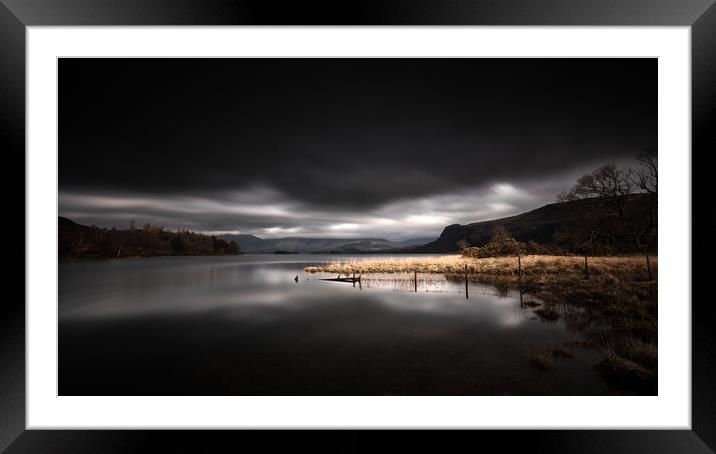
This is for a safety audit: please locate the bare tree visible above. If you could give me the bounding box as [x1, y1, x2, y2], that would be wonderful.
[557, 152, 657, 280]
[556, 163, 635, 278]
[629, 147, 657, 194]
[557, 163, 633, 219]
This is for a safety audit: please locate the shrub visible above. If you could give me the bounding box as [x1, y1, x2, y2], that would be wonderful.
[461, 226, 526, 258]
[462, 246, 489, 258]
[169, 235, 186, 254]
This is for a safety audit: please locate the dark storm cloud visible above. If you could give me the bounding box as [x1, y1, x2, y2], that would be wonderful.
[59, 58, 655, 238]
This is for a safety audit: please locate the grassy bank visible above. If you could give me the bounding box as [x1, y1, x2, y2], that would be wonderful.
[306, 254, 658, 393]
[305, 254, 654, 278]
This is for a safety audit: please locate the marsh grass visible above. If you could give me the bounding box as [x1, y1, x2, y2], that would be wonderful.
[564, 340, 596, 350]
[305, 256, 656, 336]
[532, 304, 561, 321]
[549, 347, 574, 359]
[305, 254, 658, 393]
[595, 348, 656, 393]
[528, 346, 574, 371]
[529, 351, 555, 370]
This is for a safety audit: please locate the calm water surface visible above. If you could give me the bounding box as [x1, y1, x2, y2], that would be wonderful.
[59, 254, 613, 395]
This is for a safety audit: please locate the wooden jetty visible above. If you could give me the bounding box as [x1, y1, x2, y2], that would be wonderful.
[319, 272, 362, 284]
[319, 276, 361, 284]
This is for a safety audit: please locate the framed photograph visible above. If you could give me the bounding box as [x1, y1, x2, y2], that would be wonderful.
[4, 0, 711, 452]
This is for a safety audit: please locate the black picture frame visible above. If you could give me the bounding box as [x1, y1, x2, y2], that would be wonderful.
[2, 1, 711, 452]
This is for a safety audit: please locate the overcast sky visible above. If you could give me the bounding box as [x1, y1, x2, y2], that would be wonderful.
[59, 58, 655, 240]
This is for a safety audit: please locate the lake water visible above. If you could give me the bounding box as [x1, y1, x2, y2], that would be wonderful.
[59, 254, 614, 395]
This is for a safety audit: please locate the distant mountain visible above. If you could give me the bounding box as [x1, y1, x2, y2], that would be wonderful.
[393, 237, 437, 248]
[412, 194, 654, 253]
[221, 234, 435, 254]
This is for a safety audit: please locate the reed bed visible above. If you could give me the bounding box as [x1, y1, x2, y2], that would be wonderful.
[305, 254, 656, 280]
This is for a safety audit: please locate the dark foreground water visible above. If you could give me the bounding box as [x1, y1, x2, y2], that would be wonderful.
[59, 255, 614, 395]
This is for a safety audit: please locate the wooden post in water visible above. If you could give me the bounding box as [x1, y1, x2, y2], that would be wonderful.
[584, 255, 590, 280]
[517, 255, 522, 282]
[353, 271, 356, 287]
[414, 271, 417, 292]
[464, 264, 469, 299]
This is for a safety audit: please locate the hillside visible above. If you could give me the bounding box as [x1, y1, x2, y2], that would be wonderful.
[412, 193, 654, 253]
[59, 217, 240, 259]
[221, 234, 434, 254]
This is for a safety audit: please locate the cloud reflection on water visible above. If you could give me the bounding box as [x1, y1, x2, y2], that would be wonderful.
[60, 256, 536, 331]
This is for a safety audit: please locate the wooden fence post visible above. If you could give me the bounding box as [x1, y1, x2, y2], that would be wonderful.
[584, 255, 590, 280]
[517, 255, 522, 282]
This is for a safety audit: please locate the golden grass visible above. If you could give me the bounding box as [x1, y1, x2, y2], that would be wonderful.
[305, 254, 657, 279]
[528, 345, 576, 371]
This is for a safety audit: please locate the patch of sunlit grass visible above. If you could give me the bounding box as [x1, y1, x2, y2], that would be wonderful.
[304, 254, 657, 280]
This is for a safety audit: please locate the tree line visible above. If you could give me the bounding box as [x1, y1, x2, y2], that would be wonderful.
[58, 217, 240, 259]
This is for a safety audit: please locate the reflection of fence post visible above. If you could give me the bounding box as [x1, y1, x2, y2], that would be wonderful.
[414, 271, 417, 292]
[353, 271, 356, 287]
[464, 264, 469, 299]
